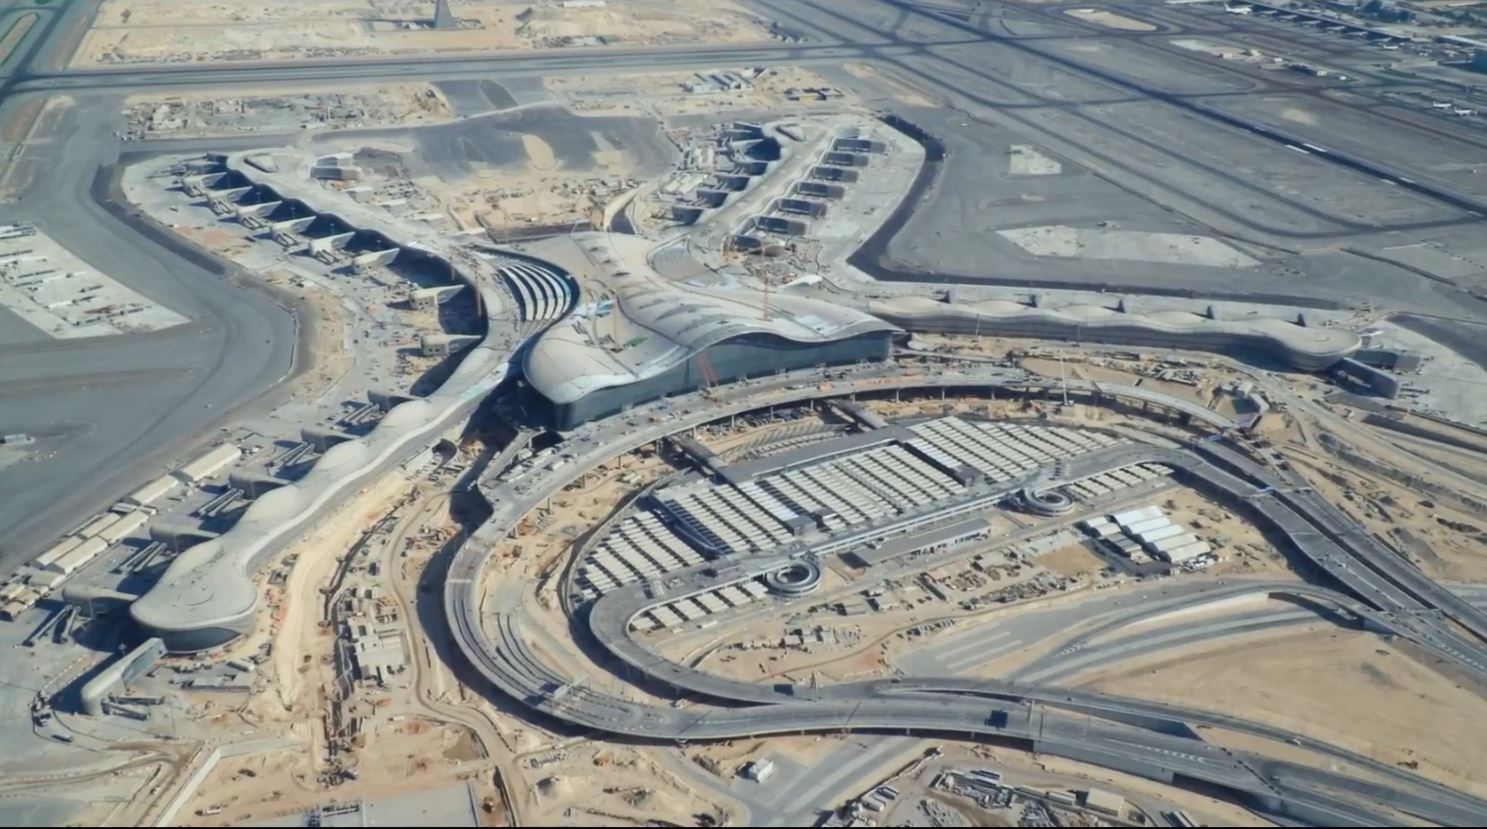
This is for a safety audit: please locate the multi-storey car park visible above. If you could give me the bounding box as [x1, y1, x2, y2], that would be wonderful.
[435, 370, 1487, 826]
[52, 109, 1400, 649]
[12, 4, 1487, 818]
[571, 415, 1143, 611]
[28, 121, 1449, 812]
[41, 114, 1457, 740]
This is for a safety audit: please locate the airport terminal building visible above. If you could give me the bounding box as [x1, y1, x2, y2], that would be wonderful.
[519, 235, 899, 430]
[527, 325, 896, 429]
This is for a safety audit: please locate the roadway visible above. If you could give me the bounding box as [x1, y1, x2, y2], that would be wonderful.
[7, 0, 1487, 563]
[1189, 440, 1487, 677]
[379, 487, 528, 825]
[11, 43, 885, 93]
[4, 1, 1486, 819]
[462, 585, 1403, 826]
[442, 366, 1487, 826]
[1014, 593, 1487, 688]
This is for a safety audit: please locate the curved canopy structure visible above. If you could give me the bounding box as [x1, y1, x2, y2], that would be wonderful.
[872, 295, 1359, 371]
[130, 151, 543, 652]
[521, 234, 898, 428]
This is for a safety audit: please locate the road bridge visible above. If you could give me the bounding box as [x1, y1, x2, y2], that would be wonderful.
[442, 368, 1487, 826]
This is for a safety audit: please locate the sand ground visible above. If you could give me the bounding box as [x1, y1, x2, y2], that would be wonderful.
[1081, 626, 1487, 798]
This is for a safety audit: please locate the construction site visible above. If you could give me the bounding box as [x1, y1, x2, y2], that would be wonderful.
[544, 64, 853, 118]
[121, 85, 457, 140]
[74, 0, 786, 66]
[303, 120, 657, 237]
[9, 0, 1487, 825]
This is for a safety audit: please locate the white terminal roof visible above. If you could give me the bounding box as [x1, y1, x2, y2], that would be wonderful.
[132, 398, 482, 638]
[1138, 524, 1188, 544]
[1123, 517, 1173, 536]
[521, 234, 897, 405]
[130, 150, 522, 646]
[1150, 532, 1200, 552]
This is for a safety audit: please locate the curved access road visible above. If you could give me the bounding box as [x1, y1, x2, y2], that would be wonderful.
[443, 366, 1487, 827]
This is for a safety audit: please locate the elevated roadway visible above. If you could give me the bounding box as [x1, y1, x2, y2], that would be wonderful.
[1189, 440, 1487, 675]
[444, 367, 1487, 826]
[586, 561, 1487, 824]
[453, 580, 1408, 826]
[1014, 593, 1487, 688]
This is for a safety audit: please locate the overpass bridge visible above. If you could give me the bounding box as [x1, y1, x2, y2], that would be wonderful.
[442, 367, 1487, 827]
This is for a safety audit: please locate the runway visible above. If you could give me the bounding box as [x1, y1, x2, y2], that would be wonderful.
[12, 0, 1487, 318]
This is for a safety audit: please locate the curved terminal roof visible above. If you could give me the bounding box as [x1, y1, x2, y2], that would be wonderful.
[130, 399, 485, 644]
[522, 234, 897, 405]
[130, 152, 539, 649]
[872, 295, 1359, 370]
[132, 130, 1365, 650]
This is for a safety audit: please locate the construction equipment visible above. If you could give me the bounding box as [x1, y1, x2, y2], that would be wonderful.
[695, 352, 719, 397]
[746, 261, 774, 322]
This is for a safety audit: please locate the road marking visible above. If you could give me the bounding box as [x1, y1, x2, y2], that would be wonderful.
[945, 637, 1025, 674]
[927, 628, 1010, 663]
[767, 736, 916, 818]
[1018, 610, 1312, 683]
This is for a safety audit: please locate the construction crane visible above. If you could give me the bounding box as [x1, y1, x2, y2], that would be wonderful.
[696, 351, 719, 397]
[747, 261, 774, 322]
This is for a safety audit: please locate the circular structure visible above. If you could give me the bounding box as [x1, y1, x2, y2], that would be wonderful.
[763, 560, 822, 595]
[1020, 486, 1074, 516]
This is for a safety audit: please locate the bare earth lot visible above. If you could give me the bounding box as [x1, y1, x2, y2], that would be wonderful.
[1082, 627, 1487, 798]
[76, 0, 779, 66]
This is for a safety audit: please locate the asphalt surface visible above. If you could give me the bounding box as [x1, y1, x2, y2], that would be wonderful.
[442, 367, 1487, 826]
[346, 105, 676, 182]
[0, 0, 308, 565]
[0, 92, 297, 567]
[7, 0, 1487, 821]
[433, 79, 518, 116]
[761, 0, 1487, 317]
